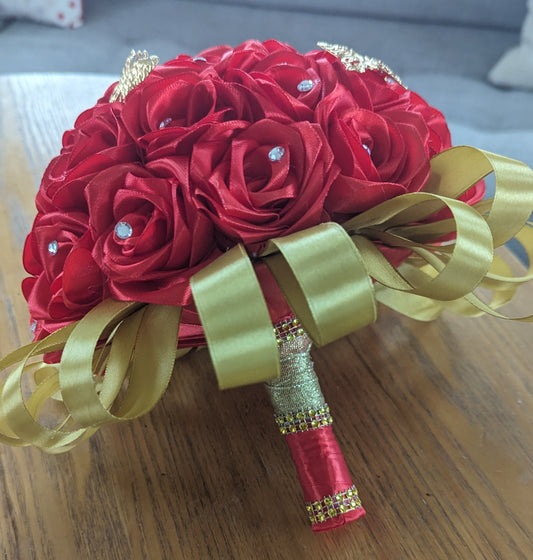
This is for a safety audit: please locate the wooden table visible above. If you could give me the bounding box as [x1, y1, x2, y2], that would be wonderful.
[0, 74, 532, 560]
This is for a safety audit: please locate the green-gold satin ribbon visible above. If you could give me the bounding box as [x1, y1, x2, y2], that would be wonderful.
[0, 301, 185, 452]
[1, 145, 533, 452]
[263, 222, 376, 346]
[190, 244, 279, 389]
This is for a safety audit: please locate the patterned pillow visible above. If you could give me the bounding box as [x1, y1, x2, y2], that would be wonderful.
[0, 0, 83, 29]
[489, 0, 533, 90]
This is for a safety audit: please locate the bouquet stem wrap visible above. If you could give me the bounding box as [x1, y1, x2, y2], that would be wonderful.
[265, 318, 364, 531]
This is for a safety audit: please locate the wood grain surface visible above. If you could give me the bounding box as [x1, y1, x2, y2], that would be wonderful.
[0, 74, 532, 560]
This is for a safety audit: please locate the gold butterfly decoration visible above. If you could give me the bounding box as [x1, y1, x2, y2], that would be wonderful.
[110, 50, 160, 102]
[317, 42, 403, 85]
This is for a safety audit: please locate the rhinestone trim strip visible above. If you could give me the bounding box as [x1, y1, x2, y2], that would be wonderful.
[274, 404, 332, 434]
[273, 317, 305, 345]
[305, 485, 363, 523]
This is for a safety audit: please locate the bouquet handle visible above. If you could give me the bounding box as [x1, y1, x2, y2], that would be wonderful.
[265, 318, 365, 531]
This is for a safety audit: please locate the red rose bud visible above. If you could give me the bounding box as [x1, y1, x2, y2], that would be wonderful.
[265, 318, 365, 531]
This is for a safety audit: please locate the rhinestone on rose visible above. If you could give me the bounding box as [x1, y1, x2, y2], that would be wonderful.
[268, 146, 285, 162]
[362, 143, 372, 156]
[159, 117, 172, 129]
[47, 240, 58, 255]
[193, 56, 207, 62]
[114, 221, 133, 240]
[297, 79, 315, 93]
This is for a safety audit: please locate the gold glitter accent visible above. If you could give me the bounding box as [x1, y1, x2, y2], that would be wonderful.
[305, 485, 363, 524]
[317, 42, 402, 85]
[110, 50, 160, 102]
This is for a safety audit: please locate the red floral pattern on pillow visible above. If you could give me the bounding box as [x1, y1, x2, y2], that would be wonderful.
[0, 0, 83, 29]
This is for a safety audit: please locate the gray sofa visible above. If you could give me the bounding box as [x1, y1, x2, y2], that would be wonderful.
[1, 0, 531, 165]
[1, 0, 532, 240]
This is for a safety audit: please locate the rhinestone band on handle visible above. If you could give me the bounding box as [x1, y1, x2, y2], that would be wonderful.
[306, 485, 363, 524]
[265, 317, 365, 531]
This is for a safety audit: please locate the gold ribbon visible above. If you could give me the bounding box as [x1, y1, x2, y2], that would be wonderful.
[262, 222, 376, 346]
[0, 300, 185, 452]
[190, 244, 279, 389]
[1, 146, 533, 451]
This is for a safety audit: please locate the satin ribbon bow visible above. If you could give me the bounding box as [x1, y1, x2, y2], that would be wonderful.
[0, 146, 532, 452]
[193, 146, 533, 389]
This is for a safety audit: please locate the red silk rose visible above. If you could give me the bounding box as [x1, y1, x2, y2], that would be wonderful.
[87, 163, 219, 306]
[22, 211, 105, 340]
[22, 40, 483, 341]
[36, 101, 137, 214]
[189, 118, 337, 252]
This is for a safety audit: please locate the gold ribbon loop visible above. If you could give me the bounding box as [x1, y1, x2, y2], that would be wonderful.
[59, 300, 144, 426]
[263, 223, 376, 346]
[1, 145, 533, 452]
[0, 300, 183, 452]
[190, 244, 279, 389]
[113, 305, 184, 419]
[60, 302, 181, 427]
[346, 194, 493, 301]
[366, 147, 533, 322]
[428, 147, 533, 246]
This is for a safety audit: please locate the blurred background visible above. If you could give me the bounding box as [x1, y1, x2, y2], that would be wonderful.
[1, 0, 532, 263]
[1, 0, 531, 164]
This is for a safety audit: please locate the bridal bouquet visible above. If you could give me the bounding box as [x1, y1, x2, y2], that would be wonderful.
[2, 40, 532, 532]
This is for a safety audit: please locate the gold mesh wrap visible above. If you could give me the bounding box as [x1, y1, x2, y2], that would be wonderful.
[266, 321, 325, 416]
